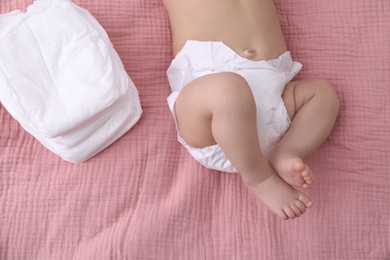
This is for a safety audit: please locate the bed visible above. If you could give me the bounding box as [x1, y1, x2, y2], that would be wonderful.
[1, 0, 389, 259]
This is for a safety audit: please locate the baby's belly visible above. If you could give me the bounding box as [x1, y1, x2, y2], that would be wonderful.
[169, 0, 288, 60]
[172, 17, 288, 61]
[173, 30, 288, 61]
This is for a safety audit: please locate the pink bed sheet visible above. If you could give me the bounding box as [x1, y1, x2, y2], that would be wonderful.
[1, 0, 389, 259]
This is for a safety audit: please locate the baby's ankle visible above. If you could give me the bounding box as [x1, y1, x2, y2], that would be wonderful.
[243, 170, 275, 190]
[270, 145, 303, 163]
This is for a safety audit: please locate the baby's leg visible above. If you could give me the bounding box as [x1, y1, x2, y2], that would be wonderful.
[175, 72, 312, 219]
[270, 79, 340, 188]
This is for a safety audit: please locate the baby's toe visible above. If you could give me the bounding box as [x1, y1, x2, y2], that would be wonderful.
[294, 200, 306, 213]
[301, 166, 311, 177]
[291, 205, 302, 217]
[298, 194, 313, 208]
[302, 167, 313, 185]
[283, 207, 297, 219]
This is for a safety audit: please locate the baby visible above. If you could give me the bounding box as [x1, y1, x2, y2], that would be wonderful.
[164, 0, 340, 220]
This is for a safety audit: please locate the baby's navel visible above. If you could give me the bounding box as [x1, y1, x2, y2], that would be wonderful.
[242, 48, 257, 59]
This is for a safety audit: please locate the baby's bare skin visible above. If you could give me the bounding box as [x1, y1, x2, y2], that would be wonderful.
[163, 0, 287, 60]
[164, 0, 339, 219]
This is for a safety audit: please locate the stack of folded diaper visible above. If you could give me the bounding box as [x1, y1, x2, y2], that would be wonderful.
[0, 0, 142, 162]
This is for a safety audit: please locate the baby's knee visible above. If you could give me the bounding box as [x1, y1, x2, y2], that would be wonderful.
[313, 79, 333, 92]
[314, 79, 340, 112]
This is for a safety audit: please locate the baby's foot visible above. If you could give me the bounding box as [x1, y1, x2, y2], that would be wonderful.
[269, 149, 313, 189]
[249, 173, 313, 220]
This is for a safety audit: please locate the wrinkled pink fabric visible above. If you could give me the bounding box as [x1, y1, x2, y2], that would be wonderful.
[0, 0, 389, 259]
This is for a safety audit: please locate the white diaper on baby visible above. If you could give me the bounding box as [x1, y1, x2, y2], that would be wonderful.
[167, 40, 302, 173]
[0, 0, 142, 162]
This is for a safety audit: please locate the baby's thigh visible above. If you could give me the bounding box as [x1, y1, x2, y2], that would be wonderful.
[175, 72, 251, 147]
[281, 81, 299, 120]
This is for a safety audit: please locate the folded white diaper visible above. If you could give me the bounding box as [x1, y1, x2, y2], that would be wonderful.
[0, 0, 142, 162]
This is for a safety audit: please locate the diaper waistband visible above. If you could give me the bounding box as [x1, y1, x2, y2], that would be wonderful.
[177, 40, 299, 73]
[167, 40, 302, 93]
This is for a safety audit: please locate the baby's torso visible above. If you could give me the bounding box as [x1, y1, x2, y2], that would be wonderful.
[163, 0, 288, 61]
